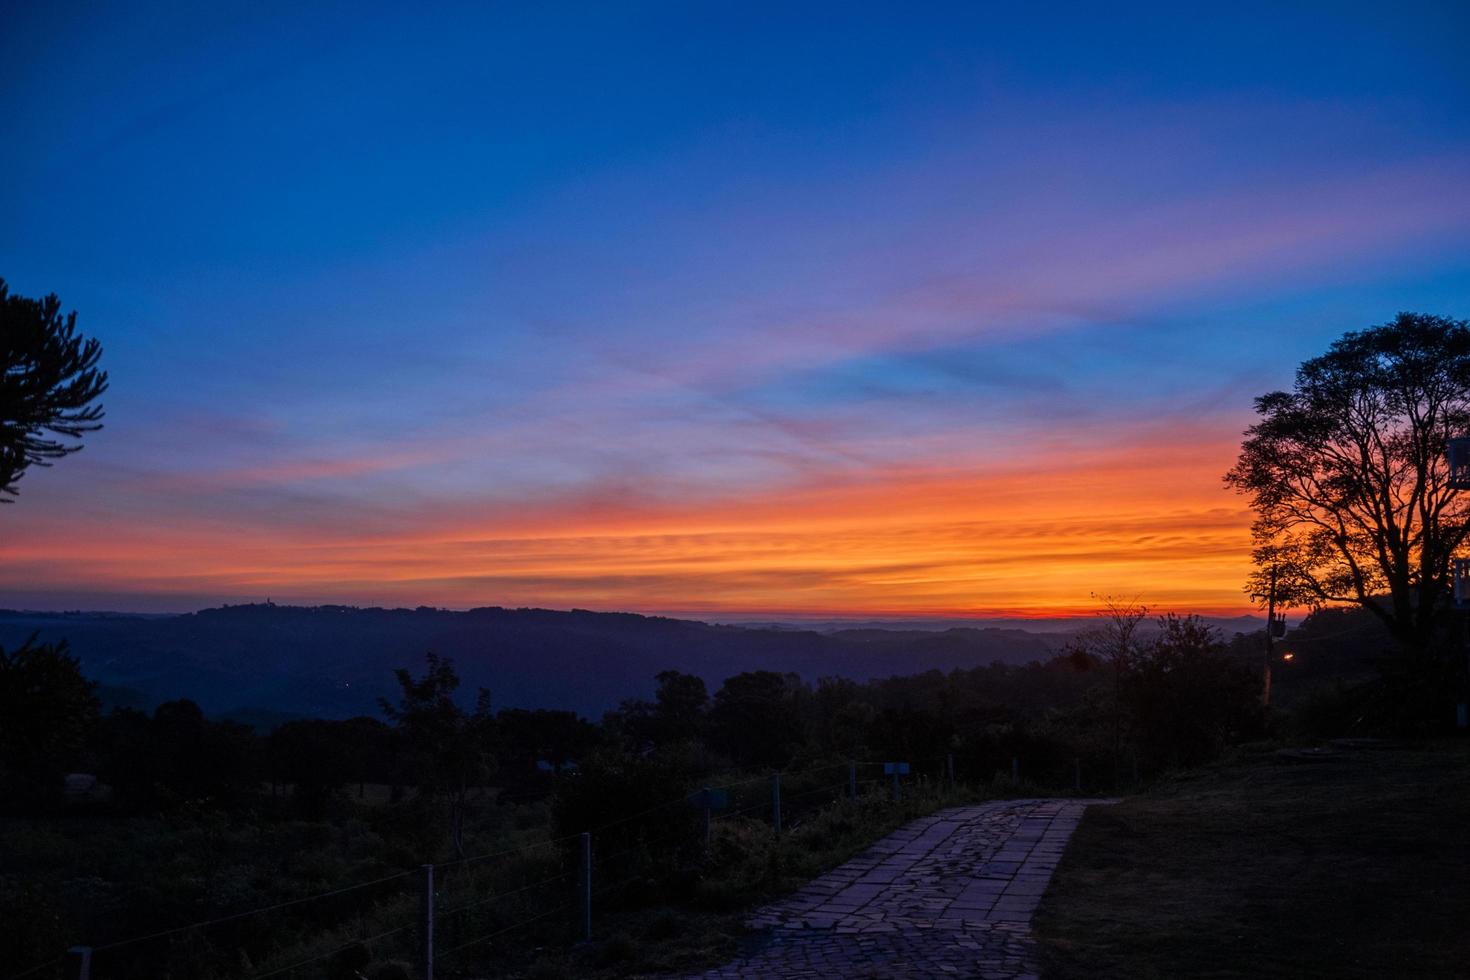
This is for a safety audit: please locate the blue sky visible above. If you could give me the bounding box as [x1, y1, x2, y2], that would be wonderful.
[1, 2, 1467, 614]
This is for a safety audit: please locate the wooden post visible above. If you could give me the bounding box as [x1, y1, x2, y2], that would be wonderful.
[579, 832, 592, 942]
[771, 773, 782, 833]
[890, 767, 901, 802]
[65, 946, 91, 980]
[1074, 757, 1082, 793]
[420, 864, 434, 980]
[1011, 757, 1019, 784]
[847, 760, 857, 800]
[946, 753, 955, 791]
[701, 789, 712, 847]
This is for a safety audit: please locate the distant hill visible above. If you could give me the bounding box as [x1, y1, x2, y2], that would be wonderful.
[0, 604, 1071, 721]
[729, 615, 1266, 635]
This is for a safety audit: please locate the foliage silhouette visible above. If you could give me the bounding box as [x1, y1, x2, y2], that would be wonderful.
[1226, 312, 1470, 651]
[706, 670, 804, 767]
[380, 652, 496, 857]
[0, 278, 108, 501]
[0, 636, 98, 809]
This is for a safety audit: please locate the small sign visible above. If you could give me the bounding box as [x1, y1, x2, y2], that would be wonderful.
[883, 762, 910, 775]
[688, 788, 729, 810]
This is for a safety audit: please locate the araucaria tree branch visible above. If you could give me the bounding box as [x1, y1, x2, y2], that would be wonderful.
[0, 278, 109, 501]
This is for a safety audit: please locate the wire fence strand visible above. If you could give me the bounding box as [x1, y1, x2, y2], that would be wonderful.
[439, 832, 582, 869]
[89, 867, 420, 953]
[248, 922, 416, 980]
[437, 870, 574, 917]
[6, 956, 62, 980]
[437, 901, 575, 958]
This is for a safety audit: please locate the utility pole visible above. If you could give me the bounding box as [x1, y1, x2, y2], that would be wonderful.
[1263, 566, 1277, 709]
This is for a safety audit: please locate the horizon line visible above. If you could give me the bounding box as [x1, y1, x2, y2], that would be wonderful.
[0, 599, 1271, 623]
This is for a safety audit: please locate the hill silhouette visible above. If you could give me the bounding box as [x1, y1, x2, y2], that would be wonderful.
[0, 604, 1072, 720]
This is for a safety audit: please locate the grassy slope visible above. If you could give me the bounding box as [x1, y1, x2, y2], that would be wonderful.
[1034, 740, 1470, 980]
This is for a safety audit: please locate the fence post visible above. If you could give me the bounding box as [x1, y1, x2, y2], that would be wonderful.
[890, 767, 901, 802]
[579, 832, 592, 942]
[771, 772, 782, 833]
[847, 760, 857, 800]
[946, 753, 955, 791]
[701, 788, 712, 847]
[420, 864, 434, 980]
[1074, 757, 1082, 793]
[1011, 757, 1019, 784]
[65, 946, 92, 980]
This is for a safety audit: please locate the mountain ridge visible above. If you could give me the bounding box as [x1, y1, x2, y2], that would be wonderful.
[0, 603, 1064, 719]
[0, 603, 1267, 721]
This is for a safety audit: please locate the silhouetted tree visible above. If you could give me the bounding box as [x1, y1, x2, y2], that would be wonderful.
[269, 719, 350, 817]
[0, 637, 98, 809]
[811, 676, 872, 752]
[1075, 596, 1148, 780]
[338, 715, 394, 797]
[0, 279, 108, 500]
[380, 653, 495, 857]
[93, 707, 159, 809]
[1226, 313, 1470, 651]
[150, 699, 256, 804]
[651, 669, 708, 742]
[603, 670, 709, 752]
[1124, 616, 1258, 769]
[496, 707, 600, 780]
[707, 671, 804, 766]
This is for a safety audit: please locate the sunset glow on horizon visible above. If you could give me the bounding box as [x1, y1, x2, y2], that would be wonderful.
[2, 4, 1467, 618]
[0, 423, 1255, 617]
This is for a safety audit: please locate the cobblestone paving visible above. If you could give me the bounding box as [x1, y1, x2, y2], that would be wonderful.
[684, 798, 1115, 979]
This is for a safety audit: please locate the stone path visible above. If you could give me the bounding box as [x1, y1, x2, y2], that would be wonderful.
[684, 798, 1114, 979]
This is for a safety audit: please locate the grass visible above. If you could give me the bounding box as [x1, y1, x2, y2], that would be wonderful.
[1034, 738, 1470, 980]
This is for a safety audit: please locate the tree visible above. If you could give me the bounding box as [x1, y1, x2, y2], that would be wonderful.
[496, 707, 600, 778]
[0, 279, 108, 500]
[707, 671, 805, 766]
[652, 669, 708, 742]
[380, 653, 495, 857]
[0, 637, 99, 809]
[1123, 616, 1258, 769]
[269, 719, 351, 817]
[1075, 596, 1148, 782]
[603, 670, 709, 753]
[1226, 313, 1470, 652]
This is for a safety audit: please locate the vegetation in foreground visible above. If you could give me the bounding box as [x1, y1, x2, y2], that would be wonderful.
[1035, 738, 1470, 980]
[478, 779, 995, 980]
[3, 607, 1261, 979]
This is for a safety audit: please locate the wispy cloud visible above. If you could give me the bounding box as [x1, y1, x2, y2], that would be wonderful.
[3, 7, 1465, 616]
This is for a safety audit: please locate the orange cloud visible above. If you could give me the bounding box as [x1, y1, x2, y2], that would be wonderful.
[0, 423, 1257, 617]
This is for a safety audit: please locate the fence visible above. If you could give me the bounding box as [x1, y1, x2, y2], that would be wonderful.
[13, 751, 1086, 980]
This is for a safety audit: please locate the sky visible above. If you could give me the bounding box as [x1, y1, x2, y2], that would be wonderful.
[1, 2, 1468, 618]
